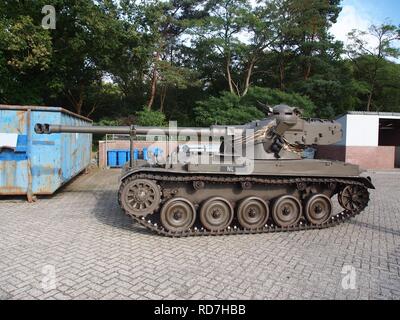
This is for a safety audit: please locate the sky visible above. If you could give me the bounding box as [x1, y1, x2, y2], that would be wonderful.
[330, 0, 400, 45]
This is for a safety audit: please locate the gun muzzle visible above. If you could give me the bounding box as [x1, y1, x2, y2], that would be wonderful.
[34, 123, 51, 134]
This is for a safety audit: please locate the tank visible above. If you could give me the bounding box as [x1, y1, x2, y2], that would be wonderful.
[34, 104, 374, 237]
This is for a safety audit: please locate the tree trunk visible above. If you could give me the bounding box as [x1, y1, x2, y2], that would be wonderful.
[304, 21, 316, 81]
[147, 51, 160, 110]
[366, 83, 375, 112]
[279, 60, 285, 90]
[76, 85, 84, 115]
[366, 58, 381, 112]
[242, 58, 256, 96]
[86, 103, 97, 118]
[159, 86, 167, 112]
[226, 54, 235, 94]
[66, 83, 84, 115]
[147, 67, 157, 110]
[75, 100, 83, 115]
[304, 61, 311, 81]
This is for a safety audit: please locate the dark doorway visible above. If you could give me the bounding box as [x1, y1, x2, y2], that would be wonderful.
[379, 118, 400, 168]
[379, 119, 400, 146]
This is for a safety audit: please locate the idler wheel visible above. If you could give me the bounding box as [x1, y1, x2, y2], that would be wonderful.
[272, 195, 302, 227]
[338, 185, 369, 212]
[121, 179, 161, 217]
[237, 197, 269, 230]
[200, 197, 233, 231]
[305, 194, 332, 225]
[160, 198, 196, 232]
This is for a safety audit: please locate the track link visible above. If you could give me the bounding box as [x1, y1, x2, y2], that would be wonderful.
[118, 173, 370, 237]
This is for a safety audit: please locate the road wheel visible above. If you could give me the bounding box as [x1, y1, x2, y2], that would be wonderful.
[305, 194, 332, 225]
[272, 195, 302, 227]
[200, 197, 233, 231]
[160, 198, 196, 232]
[237, 197, 269, 230]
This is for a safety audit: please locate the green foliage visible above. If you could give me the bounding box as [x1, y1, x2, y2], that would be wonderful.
[0, 1, 399, 124]
[92, 117, 121, 150]
[347, 23, 400, 111]
[0, 16, 52, 72]
[195, 91, 263, 126]
[95, 118, 121, 126]
[158, 61, 201, 90]
[241, 87, 316, 117]
[352, 56, 400, 112]
[195, 87, 317, 126]
[0, 11, 52, 104]
[136, 108, 167, 127]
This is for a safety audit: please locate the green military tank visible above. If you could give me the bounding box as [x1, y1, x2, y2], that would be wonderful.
[35, 104, 374, 237]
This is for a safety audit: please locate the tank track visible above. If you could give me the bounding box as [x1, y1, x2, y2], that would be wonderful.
[118, 173, 370, 237]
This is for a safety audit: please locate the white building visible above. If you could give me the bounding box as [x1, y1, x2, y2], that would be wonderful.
[317, 112, 400, 169]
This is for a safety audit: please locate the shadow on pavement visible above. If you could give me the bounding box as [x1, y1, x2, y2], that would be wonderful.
[349, 220, 400, 237]
[90, 189, 153, 236]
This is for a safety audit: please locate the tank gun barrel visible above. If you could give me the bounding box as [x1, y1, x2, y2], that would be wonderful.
[35, 123, 131, 135]
[34, 123, 228, 136]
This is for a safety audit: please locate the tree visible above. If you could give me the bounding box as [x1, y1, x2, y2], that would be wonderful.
[0, 3, 52, 104]
[239, 0, 280, 95]
[157, 61, 201, 112]
[291, 0, 341, 81]
[46, 0, 123, 115]
[351, 56, 400, 112]
[249, 0, 341, 90]
[133, 0, 206, 110]
[347, 23, 400, 111]
[257, 0, 295, 90]
[195, 0, 252, 96]
[95, 0, 153, 114]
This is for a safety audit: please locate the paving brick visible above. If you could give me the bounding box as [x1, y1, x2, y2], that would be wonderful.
[0, 169, 399, 300]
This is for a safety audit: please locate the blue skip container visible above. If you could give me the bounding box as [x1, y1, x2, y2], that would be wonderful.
[0, 105, 92, 200]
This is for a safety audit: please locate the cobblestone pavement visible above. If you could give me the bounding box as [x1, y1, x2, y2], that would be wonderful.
[0, 169, 399, 300]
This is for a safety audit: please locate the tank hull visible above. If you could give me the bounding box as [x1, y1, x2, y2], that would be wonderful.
[121, 159, 374, 187]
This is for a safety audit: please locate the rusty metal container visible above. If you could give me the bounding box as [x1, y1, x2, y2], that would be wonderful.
[0, 105, 92, 201]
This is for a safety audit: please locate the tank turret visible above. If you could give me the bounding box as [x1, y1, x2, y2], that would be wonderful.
[217, 104, 342, 160]
[35, 104, 341, 162]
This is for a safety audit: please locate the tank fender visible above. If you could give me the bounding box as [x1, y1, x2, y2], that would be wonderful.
[120, 168, 143, 182]
[359, 176, 375, 189]
[118, 167, 376, 189]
